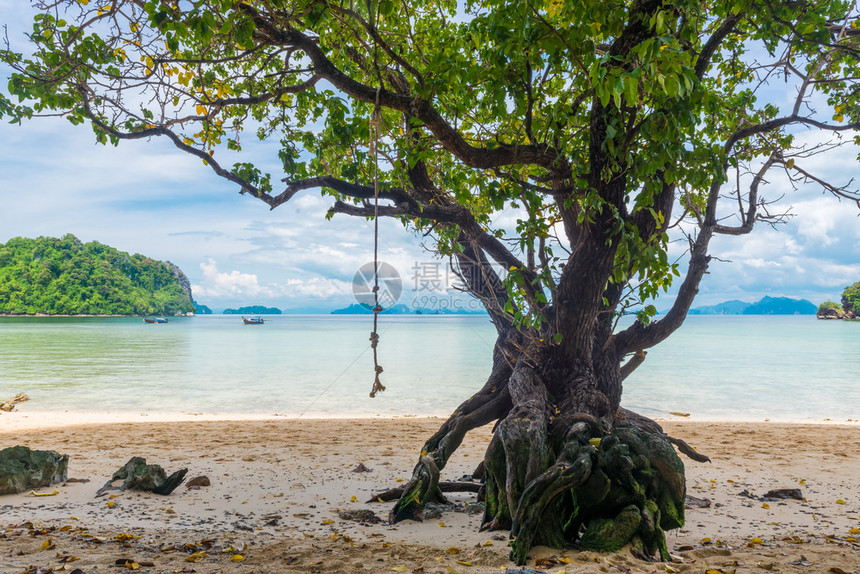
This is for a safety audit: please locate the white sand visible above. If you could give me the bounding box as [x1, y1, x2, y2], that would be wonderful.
[1, 412, 858, 573]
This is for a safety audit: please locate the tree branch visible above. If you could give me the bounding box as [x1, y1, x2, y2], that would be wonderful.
[242, 6, 570, 174]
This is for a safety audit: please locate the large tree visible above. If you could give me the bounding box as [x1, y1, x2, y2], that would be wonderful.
[3, 0, 859, 563]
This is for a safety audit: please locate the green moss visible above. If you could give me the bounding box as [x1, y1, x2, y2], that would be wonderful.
[657, 487, 684, 530]
[0, 446, 68, 495]
[578, 504, 642, 552]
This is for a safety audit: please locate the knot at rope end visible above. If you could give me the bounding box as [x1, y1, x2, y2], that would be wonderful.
[369, 374, 386, 398]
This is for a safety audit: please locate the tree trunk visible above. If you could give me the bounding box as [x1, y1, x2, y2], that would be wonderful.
[390, 340, 691, 565]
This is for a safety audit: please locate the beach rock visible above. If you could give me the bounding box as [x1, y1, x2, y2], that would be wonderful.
[764, 488, 803, 500]
[0, 393, 30, 412]
[99, 457, 187, 496]
[352, 463, 372, 473]
[186, 475, 211, 489]
[338, 509, 382, 523]
[0, 446, 69, 495]
[685, 495, 712, 508]
[817, 307, 844, 319]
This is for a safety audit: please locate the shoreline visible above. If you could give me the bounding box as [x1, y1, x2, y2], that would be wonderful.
[0, 314, 191, 318]
[2, 408, 858, 432]
[0, 416, 857, 573]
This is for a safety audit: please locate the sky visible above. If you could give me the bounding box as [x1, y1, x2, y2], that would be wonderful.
[1, 2, 859, 313]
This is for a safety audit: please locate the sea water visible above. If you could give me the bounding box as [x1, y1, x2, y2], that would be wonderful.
[0, 314, 856, 421]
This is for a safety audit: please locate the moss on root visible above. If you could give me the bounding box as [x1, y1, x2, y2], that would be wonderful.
[484, 423, 687, 565]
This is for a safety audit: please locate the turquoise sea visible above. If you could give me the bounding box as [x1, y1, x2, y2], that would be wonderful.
[0, 314, 856, 421]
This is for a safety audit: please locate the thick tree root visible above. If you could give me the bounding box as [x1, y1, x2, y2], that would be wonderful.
[495, 423, 685, 564]
[389, 361, 702, 565]
[391, 455, 442, 522]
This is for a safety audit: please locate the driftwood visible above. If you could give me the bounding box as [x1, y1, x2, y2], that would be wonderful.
[0, 393, 30, 412]
[368, 481, 481, 503]
[96, 457, 187, 497]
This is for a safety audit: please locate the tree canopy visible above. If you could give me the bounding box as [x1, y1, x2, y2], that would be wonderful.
[0, 234, 194, 315]
[3, 0, 860, 563]
[2, 0, 858, 338]
[842, 280, 860, 313]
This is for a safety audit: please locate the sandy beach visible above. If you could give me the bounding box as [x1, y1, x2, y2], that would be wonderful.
[1, 412, 858, 573]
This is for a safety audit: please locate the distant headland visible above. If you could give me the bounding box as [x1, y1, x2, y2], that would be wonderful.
[0, 234, 194, 316]
[817, 281, 860, 320]
[331, 303, 485, 315]
[223, 305, 282, 315]
[686, 296, 816, 315]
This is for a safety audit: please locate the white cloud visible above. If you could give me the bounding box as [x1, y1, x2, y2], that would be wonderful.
[192, 259, 275, 299]
[191, 259, 352, 302]
[284, 277, 352, 298]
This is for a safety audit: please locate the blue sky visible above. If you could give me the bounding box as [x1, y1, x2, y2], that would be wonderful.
[1, 2, 859, 312]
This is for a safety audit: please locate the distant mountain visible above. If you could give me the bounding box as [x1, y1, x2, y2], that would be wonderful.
[687, 299, 750, 315]
[0, 234, 194, 316]
[743, 296, 816, 315]
[687, 296, 816, 315]
[193, 301, 212, 314]
[413, 307, 487, 315]
[281, 305, 337, 314]
[331, 303, 412, 314]
[331, 303, 486, 315]
[223, 305, 282, 315]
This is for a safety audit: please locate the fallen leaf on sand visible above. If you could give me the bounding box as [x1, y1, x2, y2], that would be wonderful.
[185, 551, 206, 562]
[115, 533, 141, 541]
[229, 555, 244, 562]
[29, 489, 60, 497]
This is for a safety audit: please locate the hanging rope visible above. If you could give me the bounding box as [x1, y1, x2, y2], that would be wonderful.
[369, 86, 385, 398]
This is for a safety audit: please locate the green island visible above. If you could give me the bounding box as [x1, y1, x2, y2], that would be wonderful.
[0, 235, 194, 316]
[222, 305, 281, 315]
[817, 282, 860, 320]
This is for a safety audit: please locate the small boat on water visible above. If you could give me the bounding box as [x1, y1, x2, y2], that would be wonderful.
[143, 316, 169, 324]
[242, 316, 264, 325]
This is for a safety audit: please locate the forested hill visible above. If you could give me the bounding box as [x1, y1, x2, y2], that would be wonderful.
[0, 235, 194, 316]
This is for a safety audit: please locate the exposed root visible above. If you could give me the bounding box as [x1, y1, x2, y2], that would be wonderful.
[616, 407, 711, 463]
[667, 435, 711, 463]
[388, 370, 511, 524]
[389, 365, 707, 566]
[494, 419, 687, 565]
[390, 455, 441, 522]
[368, 481, 480, 504]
